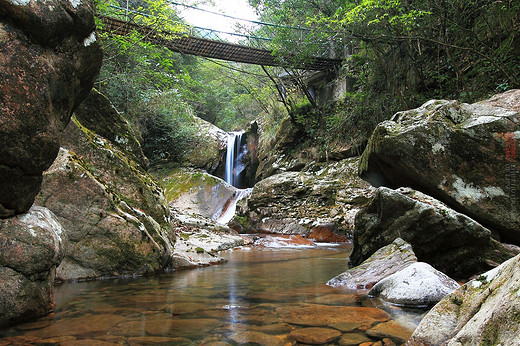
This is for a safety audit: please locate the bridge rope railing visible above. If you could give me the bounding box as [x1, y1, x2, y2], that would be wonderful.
[98, 6, 343, 70]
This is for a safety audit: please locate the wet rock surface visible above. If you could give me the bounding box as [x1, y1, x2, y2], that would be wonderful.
[351, 187, 516, 279]
[359, 91, 520, 242]
[0, 206, 63, 327]
[368, 262, 460, 307]
[408, 253, 520, 345]
[0, 0, 102, 217]
[328, 238, 417, 289]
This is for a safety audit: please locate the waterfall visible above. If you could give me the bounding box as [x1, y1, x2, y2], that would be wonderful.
[225, 131, 247, 188]
[214, 188, 252, 224]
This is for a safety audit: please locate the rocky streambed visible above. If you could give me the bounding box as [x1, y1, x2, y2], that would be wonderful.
[0, 240, 422, 346]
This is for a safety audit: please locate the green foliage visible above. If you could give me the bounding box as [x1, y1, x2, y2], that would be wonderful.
[251, 0, 519, 150]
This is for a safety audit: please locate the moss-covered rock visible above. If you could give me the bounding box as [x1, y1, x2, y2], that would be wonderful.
[408, 254, 520, 345]
[359, 91, 520, 243]
[183, 116, 227, 173]
[36, 115, 175, 281]
[153, 166, 236, 221]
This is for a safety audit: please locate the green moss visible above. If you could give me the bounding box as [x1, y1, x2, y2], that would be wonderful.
[180, 232, 190, 240]
[195, 247, 205, 253]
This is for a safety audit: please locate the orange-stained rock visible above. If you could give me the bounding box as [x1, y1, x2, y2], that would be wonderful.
[277, 304, 391, 330]
[309, 225, 347, 242]
[144, 318, 221, 338]
[289, 327, 341, 344]
[229, 330, 285, 346]
[338, 333, 373, 346]
[366, 320, 415, 344]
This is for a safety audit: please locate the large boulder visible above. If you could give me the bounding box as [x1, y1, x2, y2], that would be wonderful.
[184, 116, 227, 174]
[359, 91, 520, 242]
[0, 206, 63, 327]
[35, 114, 175, 281]
[408, 254, 520, 345]
[368, 262, 460, 308]
[153, 166, 237, 221]
[0, 0, 103, 217]
[351, 187, 516, 279]
[327, 238, 417, 289]
[239, 157, 374, 239]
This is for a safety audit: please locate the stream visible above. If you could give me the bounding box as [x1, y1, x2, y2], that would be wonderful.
[0, 242, 425, 345]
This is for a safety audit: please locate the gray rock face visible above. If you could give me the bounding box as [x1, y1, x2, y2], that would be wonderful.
[186, 116, 227, 173]
[408, 254, 520, 345]
[0, 206, 63, 327]
[359, 91, 520, 242]
[0, 0, 102, 217]
[327, 238, 417, 289]
[369, 262, 460, 308]
[351, 187, 516, 279]
[240, 157, 374, 240]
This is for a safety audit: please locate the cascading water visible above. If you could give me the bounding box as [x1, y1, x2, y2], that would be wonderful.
[225, 131, 247, 188]
[214, 131, 252, 224]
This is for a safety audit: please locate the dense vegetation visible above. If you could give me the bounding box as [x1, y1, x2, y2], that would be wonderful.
[251, 0, 520, 147]
[95, 0, 519, 165]
[94, 0, 280, 165]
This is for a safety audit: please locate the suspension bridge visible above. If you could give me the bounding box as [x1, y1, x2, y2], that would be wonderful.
[98, 4, 343, 71]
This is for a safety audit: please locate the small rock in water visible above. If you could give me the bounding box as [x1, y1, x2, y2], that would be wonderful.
[368, 262, 460, 307]
[366, 320, 416, 344]
[337, 333, 372, 346]
[289, 327, 342, 344]
[228, 330, 285, 346]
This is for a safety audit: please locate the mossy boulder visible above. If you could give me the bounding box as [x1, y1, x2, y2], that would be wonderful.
[153, 166, 236, 221]
[35, 115, 175, 281]
[359, 90, 520, 243]
[408, 254, 520, 345]
[74, 89, 149, 168]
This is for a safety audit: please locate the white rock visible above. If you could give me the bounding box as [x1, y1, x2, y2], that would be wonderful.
[369, 262, 460, 307]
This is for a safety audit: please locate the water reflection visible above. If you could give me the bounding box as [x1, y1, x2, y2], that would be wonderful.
[0, 244, 424, 345]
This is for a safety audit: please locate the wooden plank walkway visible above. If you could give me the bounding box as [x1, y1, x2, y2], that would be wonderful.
[98, 16, 342, 71]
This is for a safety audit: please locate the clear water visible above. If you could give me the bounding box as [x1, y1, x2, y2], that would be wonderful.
[0, 245, 425, 345]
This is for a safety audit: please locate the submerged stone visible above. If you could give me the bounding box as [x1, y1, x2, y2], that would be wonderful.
[277, 304, 391, 330]
[289, 327, 342, 344]
[366, 320, 416, 344]
[228, 330, 285, 346]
